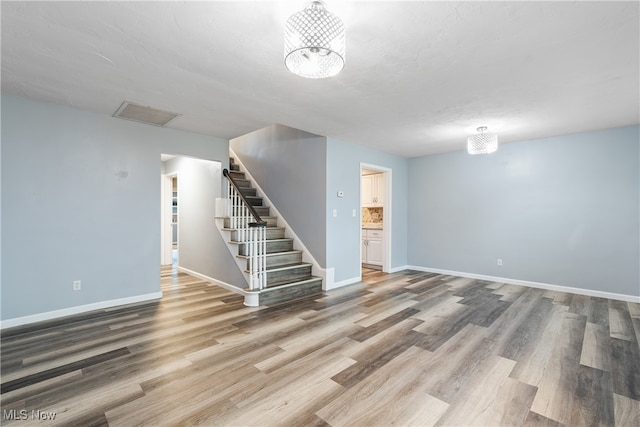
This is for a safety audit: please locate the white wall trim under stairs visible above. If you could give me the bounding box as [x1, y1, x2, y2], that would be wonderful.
[176, 266, 258, 306]
[405, 265, 640, 304]
[229, 148, 332, 290]
[0, 292, 163, 330]
[327, 274, 361, 290]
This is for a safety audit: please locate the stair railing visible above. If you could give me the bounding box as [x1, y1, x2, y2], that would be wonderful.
[223, 168, 267, 290]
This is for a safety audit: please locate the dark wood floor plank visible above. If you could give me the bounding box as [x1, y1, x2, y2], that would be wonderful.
[331, 320, 423, 388]
[0, 370, 83, 406]
[580, 322, 612, 371]
[633, 316, 640, 347]
[610, 337, 640, 400]
[588, 297, 611, 327]
[347, 307, 420, 342]
[609, 303, 637, 342]
[542, 289, 573, 306]
[508, 302, 568, 381]
[570, 365, 615, 427]
[569, 294, 592, 316]
[410, 304, 475, 352]
[0, 348, 130, 394]
[412, 323, 491, 399]
[499, 293, 555, 362]
[468, 297, 512, 327]
[405, 281, 455, 304]
[430, 336, 508, 403]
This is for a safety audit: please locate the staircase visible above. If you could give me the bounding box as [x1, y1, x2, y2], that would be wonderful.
[219, 157, 323, 306]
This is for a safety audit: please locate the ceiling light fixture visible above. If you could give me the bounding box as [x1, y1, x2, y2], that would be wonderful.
[467, 126, 498, 155]
[284, 1, 345, 79]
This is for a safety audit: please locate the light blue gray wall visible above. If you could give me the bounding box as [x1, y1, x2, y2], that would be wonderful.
[164, 157, 245, 287]
[408, 126, 640, 296]
[1, 95, 231, 321]
[327, 138, 409, 283]
[230, 124, 327, 265]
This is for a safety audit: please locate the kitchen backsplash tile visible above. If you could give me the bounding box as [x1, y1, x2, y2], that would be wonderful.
[362, 207, 383, 224]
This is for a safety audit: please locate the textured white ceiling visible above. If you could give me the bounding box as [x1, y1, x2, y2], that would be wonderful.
[2, 1, 638, 157]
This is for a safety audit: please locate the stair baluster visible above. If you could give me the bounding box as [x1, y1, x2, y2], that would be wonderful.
[224, 169, 267, 290]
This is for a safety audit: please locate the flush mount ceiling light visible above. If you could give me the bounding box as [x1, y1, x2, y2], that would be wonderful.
[284, 1, 345, 79]
[467, 126, 498, 155]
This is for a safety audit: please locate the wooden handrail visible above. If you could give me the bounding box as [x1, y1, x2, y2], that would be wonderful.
[223, 168, 267, 227]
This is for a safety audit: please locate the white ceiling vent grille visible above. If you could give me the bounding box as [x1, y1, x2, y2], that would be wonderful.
[113, 101, 181, 127]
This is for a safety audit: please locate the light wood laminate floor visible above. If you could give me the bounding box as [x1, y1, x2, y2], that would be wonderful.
[1, 266, 639, 426]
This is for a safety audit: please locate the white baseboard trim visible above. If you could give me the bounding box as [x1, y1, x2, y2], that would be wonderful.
[177, 266, 249, 297]
[323, 268, 335, 291]
[0, 292, 163, 330]
[326, 275, 362, 291]
[406, 265, 640, 303]
[389, 265, 410, 273]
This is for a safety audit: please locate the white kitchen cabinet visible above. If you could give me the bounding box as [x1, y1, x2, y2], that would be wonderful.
[367, 238, 383, 265]
[361, 175, 373, 206]
[362, 228, 383, 266]
[373, 174, 384, 205]
[361, 174, 384, 207]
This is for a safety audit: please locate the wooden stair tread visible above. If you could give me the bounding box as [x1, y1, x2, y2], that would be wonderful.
[236, 250, 302, 260]
[242, 262, 311, 273]
[265, 262, 311, 272]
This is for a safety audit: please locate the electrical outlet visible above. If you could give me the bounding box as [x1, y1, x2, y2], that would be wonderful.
[73, 280, 81, 291]
[333, 209, 337, 217]
[497, 258, 503, 267]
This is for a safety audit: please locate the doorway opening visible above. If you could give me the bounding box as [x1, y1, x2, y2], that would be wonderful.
[360, 163, 392, 275]
[171, 176, 178, 266]
[161, 170, 178, 268]
[160, 155, 225, 280]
